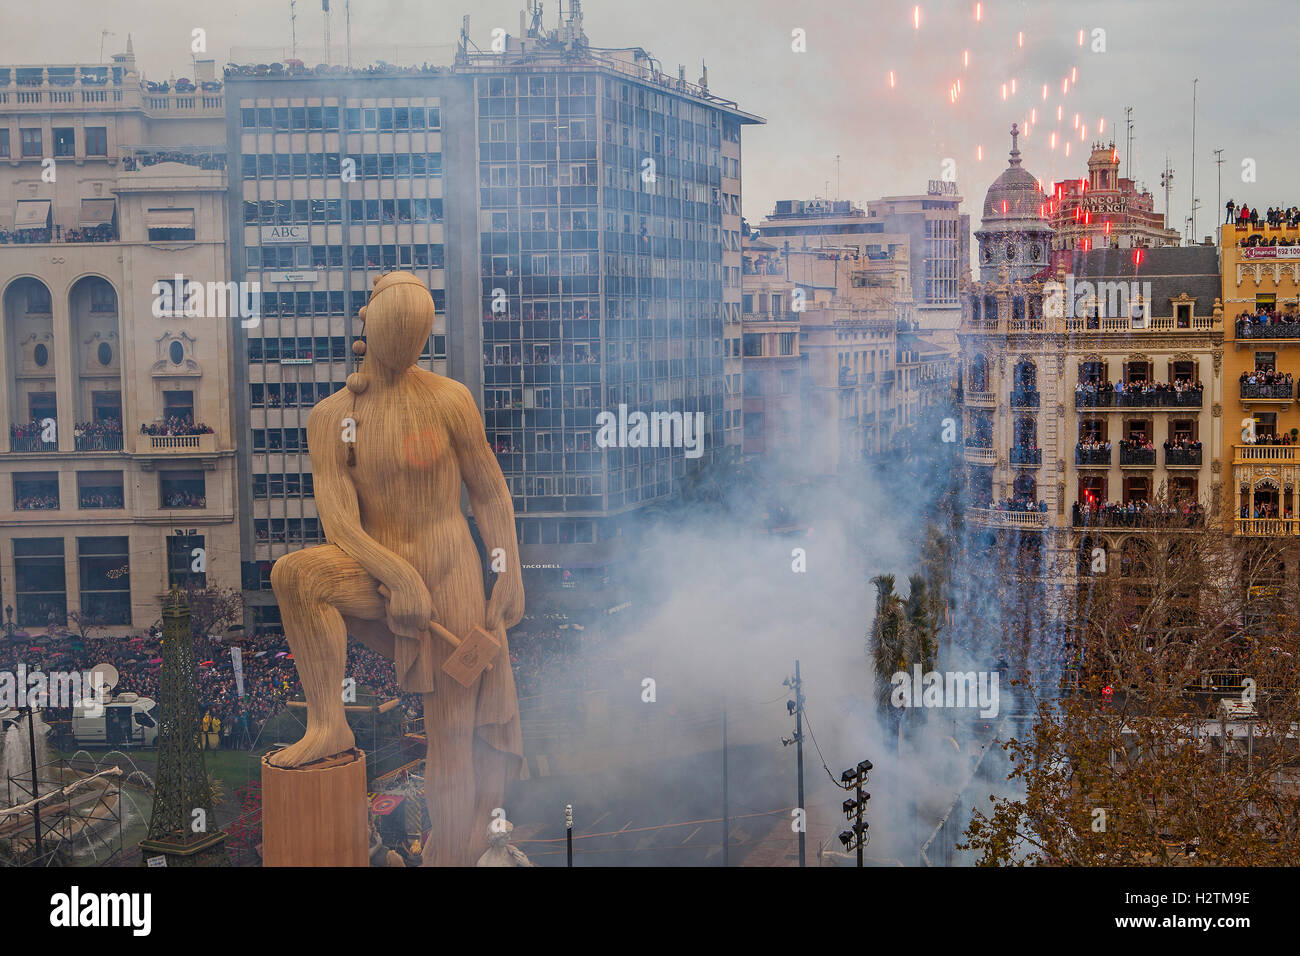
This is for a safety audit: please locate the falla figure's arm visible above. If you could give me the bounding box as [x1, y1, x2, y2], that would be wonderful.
[444, 378, 525, 630]
[307, 400, 431, 637]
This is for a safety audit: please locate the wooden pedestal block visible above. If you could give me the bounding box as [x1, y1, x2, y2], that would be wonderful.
[261, 749, 369, 867]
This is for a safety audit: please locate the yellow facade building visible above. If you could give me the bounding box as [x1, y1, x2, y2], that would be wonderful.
[1221, 220, 1300, 536]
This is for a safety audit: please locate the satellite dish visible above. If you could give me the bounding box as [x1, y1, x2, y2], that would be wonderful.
[89, 663, 119, 697]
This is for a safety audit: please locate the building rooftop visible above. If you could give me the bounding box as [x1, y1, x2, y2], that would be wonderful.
[1058, 246, 1222, 316]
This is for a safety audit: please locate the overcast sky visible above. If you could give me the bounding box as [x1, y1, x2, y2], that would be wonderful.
[3, 0, 1291, 241]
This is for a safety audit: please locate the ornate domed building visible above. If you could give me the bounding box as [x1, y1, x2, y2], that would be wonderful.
[975, 124, 1052, 281]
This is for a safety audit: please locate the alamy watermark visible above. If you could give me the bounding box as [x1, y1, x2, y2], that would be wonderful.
[594, 404, 705, 459]
[1043, 274, 1152, 320]
[151, 274, 262, 327]
[890, 665, 1000, 717]
[0, 665, 107, 714]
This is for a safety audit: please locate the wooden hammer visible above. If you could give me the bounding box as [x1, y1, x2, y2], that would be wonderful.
[376, 585, 500, 688]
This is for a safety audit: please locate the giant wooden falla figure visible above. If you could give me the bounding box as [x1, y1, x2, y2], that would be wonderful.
[268, 271, 524, 866]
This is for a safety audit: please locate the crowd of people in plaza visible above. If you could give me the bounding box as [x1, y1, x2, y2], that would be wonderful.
[0, 603, 616, 748]
[141, 418, 214, 436]
[1226, 201, 1300, 229]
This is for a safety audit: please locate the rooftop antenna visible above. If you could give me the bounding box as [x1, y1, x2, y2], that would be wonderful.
[99, 30, 116, 63]
[345, 0, 352, 68]
[1124, 106, 1133, 181]
[322, 0, 332, 65]
[1189, 78, 1198, 243]
[836, 154, 841, 201]
[290, 1, 298, 59]
[1160, 156, 1175, 231]
[1214, 148, 1224, 246]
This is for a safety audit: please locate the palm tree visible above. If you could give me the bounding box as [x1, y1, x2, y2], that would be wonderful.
[903, 574, 937, 674]
[869, 574, 906, 714]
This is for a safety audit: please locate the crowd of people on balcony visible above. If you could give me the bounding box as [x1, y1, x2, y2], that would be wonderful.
[1241, 430, 1298, 446]
[73, 419, 123, 448]
[1240, 367, 1294, 397]
[1119, 436, 1156, 452]
[1240, 502, 1291, 520]
[14, 492, 58, 510]
[991, 496, 1048, 513]
[122, 151, 226, 171]
[0, 224, 115, 245]
[141, 418, 214, 436]
[163, 490, 206, 508]
[1163, 437, 1203, 452]
[1074, 499, 1205, 526]
[9, 421, 55, 445]
[1226, 201, 1300, 231]
[1076, 439, 1113, 453]
[1235, 308, 1300, 336]
[1074, 379, 1203, 405]
[79, 490, 124, 508]
[493, 438, 517, 454]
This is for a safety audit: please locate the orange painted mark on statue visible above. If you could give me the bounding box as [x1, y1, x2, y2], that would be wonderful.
[404, 428, 439, 467]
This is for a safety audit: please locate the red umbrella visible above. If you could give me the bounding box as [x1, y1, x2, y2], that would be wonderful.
[148, 657, 163, 664]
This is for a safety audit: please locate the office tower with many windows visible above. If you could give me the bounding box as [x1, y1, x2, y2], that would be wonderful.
[226, 6, 761, 620]
[223, 67, 466, 630]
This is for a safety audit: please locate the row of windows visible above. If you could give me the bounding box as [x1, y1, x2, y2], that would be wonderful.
[241, 151, 442, 179]
[239, 105, 441, 132]
[253, 473, 315, 497]
[0, 126, 107, 159]
[249, 289, 445, 318]
[248, 243, 445, 270]
[247, 337, 437, 364]
[242, 198, 444, 225]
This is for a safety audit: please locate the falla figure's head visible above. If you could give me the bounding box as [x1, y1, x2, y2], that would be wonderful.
[348, 272, 435, 393]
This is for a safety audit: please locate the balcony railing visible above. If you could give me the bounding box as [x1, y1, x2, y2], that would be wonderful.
[1236, 320, 1300, 340]
[1119, 446, 1156, 467]
[74, 430, 124, 452]
[1075, 388, 1203, 409]
[1075, 446, 1112, 466]
[964, 446, 996, 465]
[1010, 446, 1042, 465]
[8, 435, 57, 453]
[1164, 446, 1203, 467]
[1240, 382, 1294, 400]
[1009, 390, 1040, 407]
[1235, 443, 1300, 462]
[1235, 517, 1300, 537]
[1073, 504, 1205, 528]
[965, 388, 994, 406]
[968, 507, 1048, 529]
[136, 433, 218, 454]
